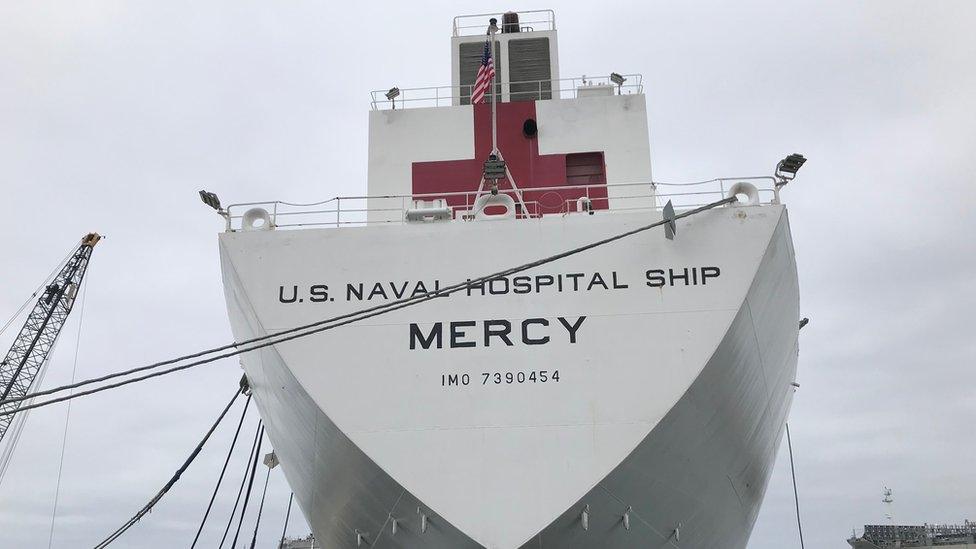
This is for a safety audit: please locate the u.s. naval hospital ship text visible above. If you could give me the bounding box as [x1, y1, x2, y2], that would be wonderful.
[216, 9, 803, 548]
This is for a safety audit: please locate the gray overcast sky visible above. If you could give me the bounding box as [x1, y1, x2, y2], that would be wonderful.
[1, 1, 974, 547]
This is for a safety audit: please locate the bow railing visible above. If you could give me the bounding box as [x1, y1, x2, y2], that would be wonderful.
[222, 177, 777, 231]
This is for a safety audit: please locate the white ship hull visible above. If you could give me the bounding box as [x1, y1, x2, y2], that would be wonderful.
[218, 202, 800, 548]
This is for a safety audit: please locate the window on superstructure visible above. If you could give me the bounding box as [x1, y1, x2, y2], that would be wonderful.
[566, 153, 606, 186]
[509, 38, 552, 102]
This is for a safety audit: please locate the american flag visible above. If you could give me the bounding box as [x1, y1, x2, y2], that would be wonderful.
[470, 39, 495, 104]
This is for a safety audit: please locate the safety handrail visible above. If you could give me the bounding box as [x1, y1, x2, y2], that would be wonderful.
[223, 177, 778, 231]
[370, 74, 643, 110]
[452, 10, 556, 36]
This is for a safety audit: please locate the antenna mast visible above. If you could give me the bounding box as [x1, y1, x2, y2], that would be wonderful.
[882, 486, 894, 524]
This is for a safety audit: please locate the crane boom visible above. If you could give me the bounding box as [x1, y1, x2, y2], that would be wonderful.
[0, 233, 100, 443]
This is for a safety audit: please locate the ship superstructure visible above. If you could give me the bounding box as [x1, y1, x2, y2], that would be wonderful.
[217, 10, 802, 548]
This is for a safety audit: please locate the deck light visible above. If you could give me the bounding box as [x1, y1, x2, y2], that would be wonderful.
[488, 17, 499, 35]
[199, 190, 222, 211]
[610, 72, 626, 93]
[775, 153, 807, 181]
[386, 86, 400, 109]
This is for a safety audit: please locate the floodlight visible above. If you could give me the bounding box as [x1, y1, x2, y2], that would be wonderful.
[610, 72, 627, 87]
[199, 190, 222, 211]
[386, 86, 400, 110]
[775, 153, 807, 181]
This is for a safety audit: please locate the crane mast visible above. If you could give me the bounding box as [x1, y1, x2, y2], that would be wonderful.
[0, 233, 101, 443]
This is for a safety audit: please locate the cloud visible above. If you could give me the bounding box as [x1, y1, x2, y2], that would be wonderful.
[1, 1, 973, 548]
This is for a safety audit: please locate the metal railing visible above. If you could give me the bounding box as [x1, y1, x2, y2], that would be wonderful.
[452, 10, 555, 36]
[222, 177, 777, 232]
[370, 74, 643, 110]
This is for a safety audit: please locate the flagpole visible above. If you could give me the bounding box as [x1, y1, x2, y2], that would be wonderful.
[489, 19, 498, 155]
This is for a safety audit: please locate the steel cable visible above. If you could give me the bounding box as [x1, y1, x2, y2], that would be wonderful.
[0, 197, 736, 417]
[190, 390, 252, 548]
[278, 493, 294, 549]
[0, 245, 75, 338]
[248, 457, 273, 549]
[219, 420, 263, 549]
[230, 423, 265, 549]
[93, 385, 244, 548]
[787, 423, 806, 549]
[48, 276, 89, 548]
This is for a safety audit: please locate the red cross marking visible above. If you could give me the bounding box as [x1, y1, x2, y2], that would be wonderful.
[412, 101, 608, 216]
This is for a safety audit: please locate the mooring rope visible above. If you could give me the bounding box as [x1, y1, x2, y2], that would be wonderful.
[229, 423, 265, 549]
[219, 420, 263, 549]
[247, 454, 274, 549]
[93, 385, 244, 548]
[190, 391, 252, 548]
[278, 492, 294, 549]
[787, 423, 806, 549]
[0, 246, 75, 338]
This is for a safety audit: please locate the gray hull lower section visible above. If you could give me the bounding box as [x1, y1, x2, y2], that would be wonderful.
[221, 210, 799, 549]
[223, 250, 483, 549]
[520, 212, 799, 548]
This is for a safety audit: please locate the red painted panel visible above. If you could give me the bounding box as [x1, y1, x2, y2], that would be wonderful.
[412, 102, 607, 216]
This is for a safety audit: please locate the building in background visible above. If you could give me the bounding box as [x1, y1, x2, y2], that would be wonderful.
[280, 534, 317, 549]
[848, 522, 976, 548]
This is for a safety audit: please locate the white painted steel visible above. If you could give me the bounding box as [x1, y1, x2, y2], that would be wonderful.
[221, 260, 482, 548]
[366, 105, 474, 221]
[242, 207, 274, 231]
[219, 204, 797, 548]
[535, 94, 654, 206]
